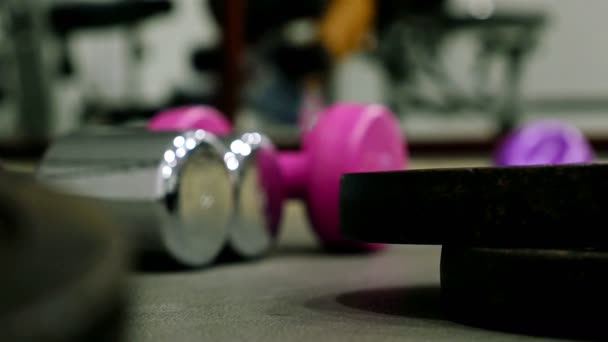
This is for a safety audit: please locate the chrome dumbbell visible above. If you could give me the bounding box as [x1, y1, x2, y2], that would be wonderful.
[149, 107, 283, 259]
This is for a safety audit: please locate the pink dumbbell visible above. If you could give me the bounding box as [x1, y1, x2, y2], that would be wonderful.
[148, 106, 233, 135]
[149, 102, 408, 252]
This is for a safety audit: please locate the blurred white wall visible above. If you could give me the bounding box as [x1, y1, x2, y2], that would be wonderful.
[70, 0, 219, 106]
[500, 0, 608, 98]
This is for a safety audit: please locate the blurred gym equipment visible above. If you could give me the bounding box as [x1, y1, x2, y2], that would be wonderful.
[372, 0, 547, 131]
[0, 0, 172, 152]
[0, 171, 128, 342]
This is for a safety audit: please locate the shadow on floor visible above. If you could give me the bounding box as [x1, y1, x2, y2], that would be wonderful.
[305, 285, 445, 324]
[132, 248, 273, 273]
[133, 243, 335, 273]
[269, 243, 323, 257]
[132, 252, 196, 273]
[336, 286, 444, 321]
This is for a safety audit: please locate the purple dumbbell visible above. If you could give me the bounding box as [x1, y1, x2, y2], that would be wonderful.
[494, 119, 594, 166]
[150, 102, 408, 252]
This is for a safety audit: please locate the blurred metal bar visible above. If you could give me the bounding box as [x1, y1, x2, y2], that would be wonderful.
[7, 0, 53, 141]
[220, 0, 245, 122]
[49, 0, 172, 34]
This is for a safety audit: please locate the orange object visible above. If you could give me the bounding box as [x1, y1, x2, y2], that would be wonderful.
[318, 0, 375, 60]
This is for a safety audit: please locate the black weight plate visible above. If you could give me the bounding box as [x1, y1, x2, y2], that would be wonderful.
[0, 172, 128, 342]
[340, 163, 608, 249]
[440, 246, 608, 339]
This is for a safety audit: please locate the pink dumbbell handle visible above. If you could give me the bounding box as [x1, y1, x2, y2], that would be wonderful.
[276, 151, 310, 199]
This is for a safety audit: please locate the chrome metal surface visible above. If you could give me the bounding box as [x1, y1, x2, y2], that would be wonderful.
[225, 132, 277, 258]
[37, 127, 233, 267]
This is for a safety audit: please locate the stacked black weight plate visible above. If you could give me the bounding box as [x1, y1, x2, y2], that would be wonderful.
[440, 246, 608, 339]
[340, 164, 608, 339]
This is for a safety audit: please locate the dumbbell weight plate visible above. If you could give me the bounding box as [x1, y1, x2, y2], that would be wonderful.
[222, 132, 283, 259]
[340, 163, 608, 249]
[0, 172, 128, 342]
[441, 246, 608, 339]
